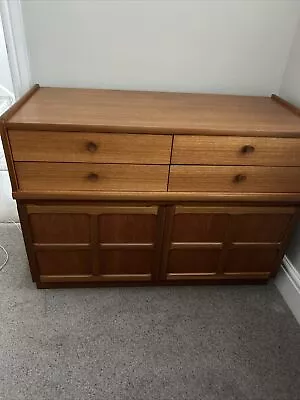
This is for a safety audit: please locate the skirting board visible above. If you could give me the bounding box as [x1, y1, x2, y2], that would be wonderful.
[275, 255, 300, 324]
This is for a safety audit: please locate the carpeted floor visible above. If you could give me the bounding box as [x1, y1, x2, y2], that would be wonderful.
[0, 223, 300, 400]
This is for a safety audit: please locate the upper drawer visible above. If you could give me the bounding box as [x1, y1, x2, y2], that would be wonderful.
[9, 131, 172, 164]
[172, 135, 300, 166]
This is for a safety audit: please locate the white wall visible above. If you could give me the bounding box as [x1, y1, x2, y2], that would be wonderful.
[21, 0, 300, 95]
[280, 21, 300, 107]
[0, 15, 13, 96]
[280, 21, 300, 272]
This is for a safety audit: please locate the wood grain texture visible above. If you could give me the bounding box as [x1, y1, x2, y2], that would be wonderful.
[29, 213, 90, 244]
[36, 249, 92, 276]
[271, 94, 300, 117]
[174, 206, 295, 214]
[26, 203, 165, 282]
[166, 273, 269, 281]
[98, 249, 153, 278]
[0, 84, 39, 121]
[99, 214, 157, 243]
[169, 165, 300, 193]
[172, 135, 300, 166]
[223, 247, 278, 275]
[17, 202, 39, 282]
[3, 87, 300, 287]
[27, 205, 158, 214]
[171, 213, 228, 242]
[16, 162, 169, 192]
[13, 190, 300, 203]
[40, 274, 152, 283]
[0, 123, 19, 191]
[160, 205, 296, 280]
[6, 87, 300, 137]
[38, 275, 268, 286]
[9, 130, 172, 164]
[167, 249, 221, 275]
[228, 213, 293, 243]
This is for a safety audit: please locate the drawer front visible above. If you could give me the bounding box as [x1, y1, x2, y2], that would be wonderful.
[16, 162, 168, 192]
[172, 135, 300, 166]
[169, 165, 300, 193]
[9, 131, 172, 164]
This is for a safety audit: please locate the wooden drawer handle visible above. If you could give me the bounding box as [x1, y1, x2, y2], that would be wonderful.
[87, 172, 99, 182]
[86, 141, 98, 153]
[241, 144, 255, 154]
[233, 174, 247, 183]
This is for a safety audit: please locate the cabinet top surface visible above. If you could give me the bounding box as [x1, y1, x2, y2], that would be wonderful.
[7, 87, 300, 136]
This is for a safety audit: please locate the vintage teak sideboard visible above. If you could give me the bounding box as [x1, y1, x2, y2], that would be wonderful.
[1, 85, 300, 288]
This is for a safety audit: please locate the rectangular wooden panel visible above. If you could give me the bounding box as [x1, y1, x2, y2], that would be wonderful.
[229, 213, 293, 243]
[172, 212, 228, 242]
[167, 249, 221, 275]
[16, 162, 169, 192]
[169, 165, 300, 193]
[29, 213, 90, 244]
[99, 214, 157, 243]
[224, 248, 279, 275]
[172, 135, 300, 166]
[9, 131, 172, 164]
[99, 249, 153, 278]
[36, 249, 92, 276]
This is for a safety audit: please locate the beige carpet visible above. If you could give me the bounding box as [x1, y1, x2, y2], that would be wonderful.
[0, 223, 300, 400]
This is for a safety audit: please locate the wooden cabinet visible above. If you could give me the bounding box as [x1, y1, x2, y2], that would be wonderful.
[1, 85, 300, 288]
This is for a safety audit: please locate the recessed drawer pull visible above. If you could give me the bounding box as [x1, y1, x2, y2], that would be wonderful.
[233, 174, 247, 183]
[241, 145, 255, 154]
[87, 172, 99, 182]
[86, 141, 98, 153]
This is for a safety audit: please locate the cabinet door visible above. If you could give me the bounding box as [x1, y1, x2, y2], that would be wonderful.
[161, 206, 296, 281]
[97, 206, 164, 281]
[161, 206, 229, 280]
[26, 204, 164, 283]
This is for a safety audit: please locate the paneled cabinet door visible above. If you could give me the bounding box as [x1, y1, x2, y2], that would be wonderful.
[161, 206, 296, 281]
[26, 204, 164, 283]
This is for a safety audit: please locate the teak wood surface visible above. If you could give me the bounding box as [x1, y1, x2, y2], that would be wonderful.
[169, 165, 300, 193]
[15, 162, 169, 192]
[9, 130, 172, 164]
[4, 86, 300, 137]
[172, 135, 300, 166]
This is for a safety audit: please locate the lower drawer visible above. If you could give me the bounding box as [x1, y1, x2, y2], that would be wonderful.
[169, 165, 300, 193]
[15, 162, 169, 192]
